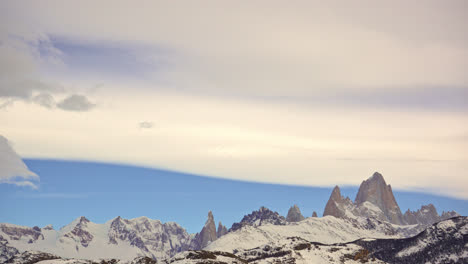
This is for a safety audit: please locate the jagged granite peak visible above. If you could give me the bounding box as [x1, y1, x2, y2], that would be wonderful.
[229, 206, 286, 232]
[323, 185, 354, 218]
[216, 221, 228, 238]
[312, 211, 318, 217]
[355, 172, 404, 225]
[404, 204, 461, 226]
[286, 204, 305, 222]
[192, 211, 217, 250]
[403, 204, 439, 225]
[441, 210, 460, 220]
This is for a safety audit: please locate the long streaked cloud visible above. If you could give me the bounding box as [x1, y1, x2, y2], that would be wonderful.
[2, 92, 467, 199]
[1, 1, 467, 102]
[0, 1, 467, 199]
[0, 135, 39, 188]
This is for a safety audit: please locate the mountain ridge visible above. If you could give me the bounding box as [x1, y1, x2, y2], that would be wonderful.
[0, 172, 463, 263]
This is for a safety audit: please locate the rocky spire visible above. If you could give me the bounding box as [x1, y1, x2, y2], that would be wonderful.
[229, 206, 286, 232]
[217, 221, 228, 238]
[404, 204, 460, 225]
[440, 210, 460, 220]
[286, 205, 305, 222]
[354, 172, 404, 225]
[312, 211, 318, 217]
[323, 186, 349, 218]
[192, 211, 217, 249]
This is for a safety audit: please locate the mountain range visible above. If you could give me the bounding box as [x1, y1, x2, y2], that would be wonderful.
[1, 172, 465, 264]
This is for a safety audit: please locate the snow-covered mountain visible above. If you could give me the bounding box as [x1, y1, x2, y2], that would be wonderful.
[17, 217, 463, 264]
[0, 216, 192, 261]
[229, 206, 286, 232]
[205, 215, 420, 253]
[1, 172, 464, 264]
[323, 172, 460, 226]
[168, 216, 467, 264]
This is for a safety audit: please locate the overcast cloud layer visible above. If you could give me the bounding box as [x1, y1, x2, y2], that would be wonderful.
[0, 1, 467, 199]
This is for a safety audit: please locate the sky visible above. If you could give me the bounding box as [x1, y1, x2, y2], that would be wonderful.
[0, 0, 467, 226]
[0, 159, 466, 234]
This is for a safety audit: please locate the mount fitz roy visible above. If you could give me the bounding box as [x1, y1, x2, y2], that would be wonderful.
[323, 172, 459, 225]
[1, 172, 465, 264]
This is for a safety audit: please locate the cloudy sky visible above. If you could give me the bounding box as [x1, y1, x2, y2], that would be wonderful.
[1, 1, 467, 199]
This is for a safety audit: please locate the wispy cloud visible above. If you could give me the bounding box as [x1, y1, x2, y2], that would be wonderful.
[19, 192, 90, 199]
[139, 121, 154, 129]
[56, 94, 96, 112]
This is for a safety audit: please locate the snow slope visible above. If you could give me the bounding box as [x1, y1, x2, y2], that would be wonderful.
[206, 215, 417, 252]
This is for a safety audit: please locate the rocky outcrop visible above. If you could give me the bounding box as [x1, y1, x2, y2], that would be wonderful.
[441, 210, 460, 220]
[312, 211, 318, 217]
[229, 207, 286, 232]
[107, 216, 192, 257]
[355, 172, 404, 225]
[4, 250, 60, 264]
[192, 211, 218, 250]
[1, 216, 193, 261]
[0, 235, 19, 263]
[216, 222, 228, 238]
[323, 186, 354, 218]
[403, 204, 439, 225]
[354, 216, 468, 264]
[322, 172, 458, 227]
[0, 224, 44, 242]
[404, 204, 461, 226]
[62, 216, 94, 248]
[286, 205, 305, 222]
[42, 225, 54, 231]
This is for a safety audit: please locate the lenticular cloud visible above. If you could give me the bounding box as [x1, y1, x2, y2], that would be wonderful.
[0, 135, 39, 188]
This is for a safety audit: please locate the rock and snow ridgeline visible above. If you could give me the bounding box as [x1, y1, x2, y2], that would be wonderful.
[323, 172, 460, 226]
[1, 172, 465, 264]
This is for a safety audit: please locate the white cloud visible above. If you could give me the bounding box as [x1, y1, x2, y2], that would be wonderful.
[1, 1, 467, 97]
[1, 91, 467, 198]
[0, 135, 39, 188]
[0, 1, 467, 199]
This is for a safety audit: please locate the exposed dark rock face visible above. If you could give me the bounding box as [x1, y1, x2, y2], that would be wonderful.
[404, 204, 440, 225]
[0, 235, 19, 263]
[355, 172, 404, 225]
[322, 172, 457, 227]
[42, 225, 53, 231]
[354, 216, 468, 264]
[216, 222, 228, 238]
[323, 186, 354, 219]
[0, 225, 43, 242]
[192, 211, 218, 250]
[403, 206, 460, 228]
[4, 251, 60, 264]
[229, 207, 286, 232]
[312, 211, 318, 217]
[286, 205, 305, 222]
[107, 216, 192, 258]
[63, 216, 94, 248]
[441, 210, 460, 220]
